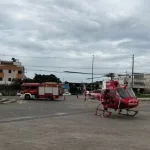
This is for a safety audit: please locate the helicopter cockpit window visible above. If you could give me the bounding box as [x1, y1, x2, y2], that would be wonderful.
[127, 88, 136, 98]
[116, 88, 129, 98]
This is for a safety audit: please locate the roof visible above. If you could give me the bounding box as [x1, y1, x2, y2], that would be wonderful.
[0, 60, 13, 65]
[21, 82, 60, 86]
[22, 83, 42, 86]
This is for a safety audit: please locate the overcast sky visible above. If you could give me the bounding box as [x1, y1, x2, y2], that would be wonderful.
[0, 0, 150, 82]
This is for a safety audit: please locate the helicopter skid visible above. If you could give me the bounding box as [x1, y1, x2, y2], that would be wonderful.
[95, 104, 112, 118]
[118, 109, 138, 117]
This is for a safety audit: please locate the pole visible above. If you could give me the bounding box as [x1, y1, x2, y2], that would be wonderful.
[125, 71, 127, 83]
[92, 55, 94, 90]
[132, 54, 134, 89]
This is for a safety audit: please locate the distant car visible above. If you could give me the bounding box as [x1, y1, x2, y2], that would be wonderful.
[16, 92, 21, 96]
[63, 92, 71, 96]
[89, 90, 101, 99]
[85, 91, 90, 95]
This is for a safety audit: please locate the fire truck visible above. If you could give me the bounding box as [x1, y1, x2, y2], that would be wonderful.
[20, 82, 63, 100]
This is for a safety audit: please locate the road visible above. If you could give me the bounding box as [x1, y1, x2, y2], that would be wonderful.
[0, 95, 94, 122]
[0, 96, 150, 150]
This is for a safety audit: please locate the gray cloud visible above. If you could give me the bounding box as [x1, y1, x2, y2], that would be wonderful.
[0, 0, 150, 82]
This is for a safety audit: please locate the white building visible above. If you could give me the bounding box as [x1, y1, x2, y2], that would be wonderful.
[117, 73, 150, 93]
[0, 59, 24, 84]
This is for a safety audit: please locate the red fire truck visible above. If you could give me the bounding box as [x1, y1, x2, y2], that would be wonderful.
[20, 82, 63, 100]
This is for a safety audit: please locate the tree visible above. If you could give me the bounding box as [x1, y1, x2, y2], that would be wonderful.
[33, 74, 61, 83]
[65, 81, 69, 84]
[12, 78, 23, 85]
[11, 58, 16, 62]
[12, 78, 34, 84]
[23, 78, 35, 83]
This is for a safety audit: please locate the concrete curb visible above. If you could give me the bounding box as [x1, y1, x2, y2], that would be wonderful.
[138, 98, 150, 101]
[2, 99, 17, 104]
[0, 98, 17, 104]
[87, 98, 150, 102]
[0, 98, 9, 103]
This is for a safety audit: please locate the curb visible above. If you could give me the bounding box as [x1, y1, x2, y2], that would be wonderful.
[2, 99, 17, 104]
[87, 99, 150, 102]
[0, 98, 17, 104]
[138, 98, 150, 101]
[138, 99, 150, 102]
[0, 98, 9, 103]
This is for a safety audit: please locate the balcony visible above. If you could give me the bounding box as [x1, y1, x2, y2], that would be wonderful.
[133, 82, 145, 88]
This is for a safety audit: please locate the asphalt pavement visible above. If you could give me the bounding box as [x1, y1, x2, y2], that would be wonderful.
[0, 96, 150, 150]
[0, 95, 94, 122]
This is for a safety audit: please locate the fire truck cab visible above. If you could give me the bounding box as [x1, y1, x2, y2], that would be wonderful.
[20, 82, 63, 100]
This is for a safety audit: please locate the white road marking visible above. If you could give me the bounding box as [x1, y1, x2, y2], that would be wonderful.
[17, 100, 27, 104]
[0, 98, 8, 102]
[0, 112, 68, 123]
[55, 113, 67, 116]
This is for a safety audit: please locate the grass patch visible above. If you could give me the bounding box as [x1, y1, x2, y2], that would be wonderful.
[136, 93, 150, 98]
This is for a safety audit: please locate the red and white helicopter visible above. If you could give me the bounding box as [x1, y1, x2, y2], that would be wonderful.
[84, 73, 139, 117]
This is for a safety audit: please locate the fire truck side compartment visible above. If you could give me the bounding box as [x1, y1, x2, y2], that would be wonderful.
[53, 87, 59, 95]
[45, 87, 52, 93]
[39, 87, 45, 95]
[38, 86, 58, 95]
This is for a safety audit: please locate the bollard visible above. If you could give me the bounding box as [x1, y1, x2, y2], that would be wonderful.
[77, 95, 78, 99]
[84, 94, 86, 102]
[64, 96, 65, 100]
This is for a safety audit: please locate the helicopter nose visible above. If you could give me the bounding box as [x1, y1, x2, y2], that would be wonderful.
[128, 99, 138, 106]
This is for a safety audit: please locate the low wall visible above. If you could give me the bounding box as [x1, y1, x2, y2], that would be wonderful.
[138, 98, 150, 101]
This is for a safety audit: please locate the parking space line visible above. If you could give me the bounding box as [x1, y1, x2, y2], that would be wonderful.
[0, 111, 93, 124]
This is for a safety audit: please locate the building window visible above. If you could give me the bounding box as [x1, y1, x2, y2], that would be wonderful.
[18, 70, 22, 74]
[0, 69, 3, 73]
[8, 78, 11, 81]
[9, 70, 11, 73]
[0, 77, 2, 81]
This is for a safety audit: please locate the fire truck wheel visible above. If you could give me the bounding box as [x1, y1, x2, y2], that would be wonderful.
[25, 94, 30, 100]
[47, 96, 53, 101]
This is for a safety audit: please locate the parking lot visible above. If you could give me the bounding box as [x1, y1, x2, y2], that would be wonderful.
[0, 96, 150, 150]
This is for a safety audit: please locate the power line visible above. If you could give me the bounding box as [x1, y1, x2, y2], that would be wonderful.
[86, 76, 104, 80]
[24, 65, 102, 69]
[0, 54, 132, 61]
[26, 68, 105, 75]
[23, 63, 133, 70]
[26, 69, 64, 74]
[0, 54, 94, 60]
[26, 68, 132, 76]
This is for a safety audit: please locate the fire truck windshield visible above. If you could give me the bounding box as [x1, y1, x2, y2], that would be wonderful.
[21, 86, 36, 90]
[116, 88, 130, 98]
[21, 86, 28, 90]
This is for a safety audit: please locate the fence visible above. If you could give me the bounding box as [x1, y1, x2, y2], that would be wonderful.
[0, 84, 20, 96]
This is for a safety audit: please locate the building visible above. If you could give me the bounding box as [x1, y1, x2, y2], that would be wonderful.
[116, 73, 150, 93]
[62, 83, 70, 92]
[0, 59, 24, 84]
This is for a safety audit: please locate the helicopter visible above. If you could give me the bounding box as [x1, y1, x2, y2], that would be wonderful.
[94, 73, 139, 117]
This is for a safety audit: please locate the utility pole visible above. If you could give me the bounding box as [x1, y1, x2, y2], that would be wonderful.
[132, 54, 134, 89]
[92, 55, 94, 90]
[125, 71, 127, 82]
